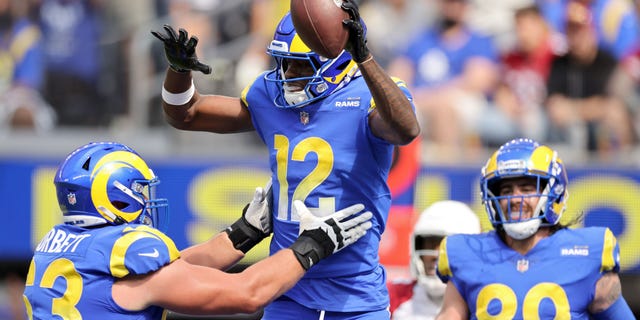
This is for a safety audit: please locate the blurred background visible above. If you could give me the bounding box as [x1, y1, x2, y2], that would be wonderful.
[2, 0, 640, 318]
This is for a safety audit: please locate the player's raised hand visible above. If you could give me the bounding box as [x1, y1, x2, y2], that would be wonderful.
[224, 182, 273, 253]
[151, 24, 212, 74]
[341, 0, 370, 63]
[289, 200, 373, 270]
[243, 181, 273, 236]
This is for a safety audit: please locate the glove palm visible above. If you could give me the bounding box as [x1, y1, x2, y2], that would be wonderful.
[224, 182, 272, 253]
[151, 24, 212, 74]
[341, 0, 370, 63]
[243, 182, 272, 235]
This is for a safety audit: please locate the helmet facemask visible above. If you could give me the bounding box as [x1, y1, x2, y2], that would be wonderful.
[274, 53, 329, 107]
[108, 173, 169, 231]
[141, 176, 169, 231]
[480, 138, 568, 240]
[265, 13, 358, 109]
[484, 176, 548, 240]
[411, 235, 446, 302]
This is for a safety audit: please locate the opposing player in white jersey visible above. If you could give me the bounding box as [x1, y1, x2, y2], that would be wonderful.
[388, 200, 481, 319]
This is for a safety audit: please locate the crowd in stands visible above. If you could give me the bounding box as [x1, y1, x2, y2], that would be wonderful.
[1, 0, 639, 163]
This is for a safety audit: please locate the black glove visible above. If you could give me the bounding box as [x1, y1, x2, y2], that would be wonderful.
[151, 24, 212, 74]
[341, 0, 370, 63]
[224, 185, 272, 253]
[289, 200, 372, 270]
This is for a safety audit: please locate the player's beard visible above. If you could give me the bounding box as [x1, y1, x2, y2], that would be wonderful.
[501, 200, 540, 239]
[509, 202, 532, 221]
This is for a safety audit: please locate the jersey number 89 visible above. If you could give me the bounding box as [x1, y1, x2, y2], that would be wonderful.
[476, 282, 570, 319]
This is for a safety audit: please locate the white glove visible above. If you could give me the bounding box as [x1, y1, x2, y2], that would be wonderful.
[224, 180, 272, 253]
[243, 183, 272, 234]
[289, 200, 373, 269]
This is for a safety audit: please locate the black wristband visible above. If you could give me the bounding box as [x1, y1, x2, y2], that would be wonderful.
[168, 64, 189, 73]
[224, 216, 264, 253]
[289, 229, 335, 270]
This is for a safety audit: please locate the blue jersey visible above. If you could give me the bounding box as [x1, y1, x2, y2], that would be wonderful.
[23, 224, 180, 319]
[437, 227, 621, 319]
[242, 72, 415, 311]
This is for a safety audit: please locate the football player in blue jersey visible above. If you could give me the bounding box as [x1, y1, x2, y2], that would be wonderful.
[434, 138, 634, 319]
[22, 141, 373, 319]
[151, 0, 420, 318]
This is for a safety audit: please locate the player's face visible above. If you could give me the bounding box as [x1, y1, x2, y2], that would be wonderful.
[283, 58, 314, 89]
[418, 236, 443, 276]
[497, 177, 540, 221]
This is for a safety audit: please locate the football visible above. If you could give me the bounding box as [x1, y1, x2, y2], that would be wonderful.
[290, 0, 349, 59]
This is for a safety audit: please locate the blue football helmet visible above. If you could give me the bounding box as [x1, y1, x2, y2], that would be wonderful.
[54, 142, 169, 231]
[264, 12, 359, 108]
[480, 138, 568, 239]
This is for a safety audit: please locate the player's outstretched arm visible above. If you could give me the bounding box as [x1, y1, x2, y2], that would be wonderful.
[112, 201, 372, 314]
[341, 0, 420, 145]
[150, 25, 254, 133]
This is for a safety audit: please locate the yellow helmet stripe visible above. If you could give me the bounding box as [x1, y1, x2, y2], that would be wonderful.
[90, 150, 153, 223]
[483, 151, 500, 176]
[91, 150, 153, 180]
[529, 145, 554, 173]
[290, 34, 312, 53]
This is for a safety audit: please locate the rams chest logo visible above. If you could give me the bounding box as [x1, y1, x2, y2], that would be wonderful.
[335, 100, 360, 108]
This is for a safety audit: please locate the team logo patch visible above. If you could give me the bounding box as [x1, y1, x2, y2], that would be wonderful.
[334, 98, 360, 108]
[300, 111, 309, 125]
[517, 259, 529, 273]
[67, 193, 77, 205]
[561, 246, 589, 256]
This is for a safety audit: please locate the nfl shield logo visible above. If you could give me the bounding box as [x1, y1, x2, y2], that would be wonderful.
[67, 193, 77, 205]
[517, 259, 529, 273]
[300, 111, 309, 125]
